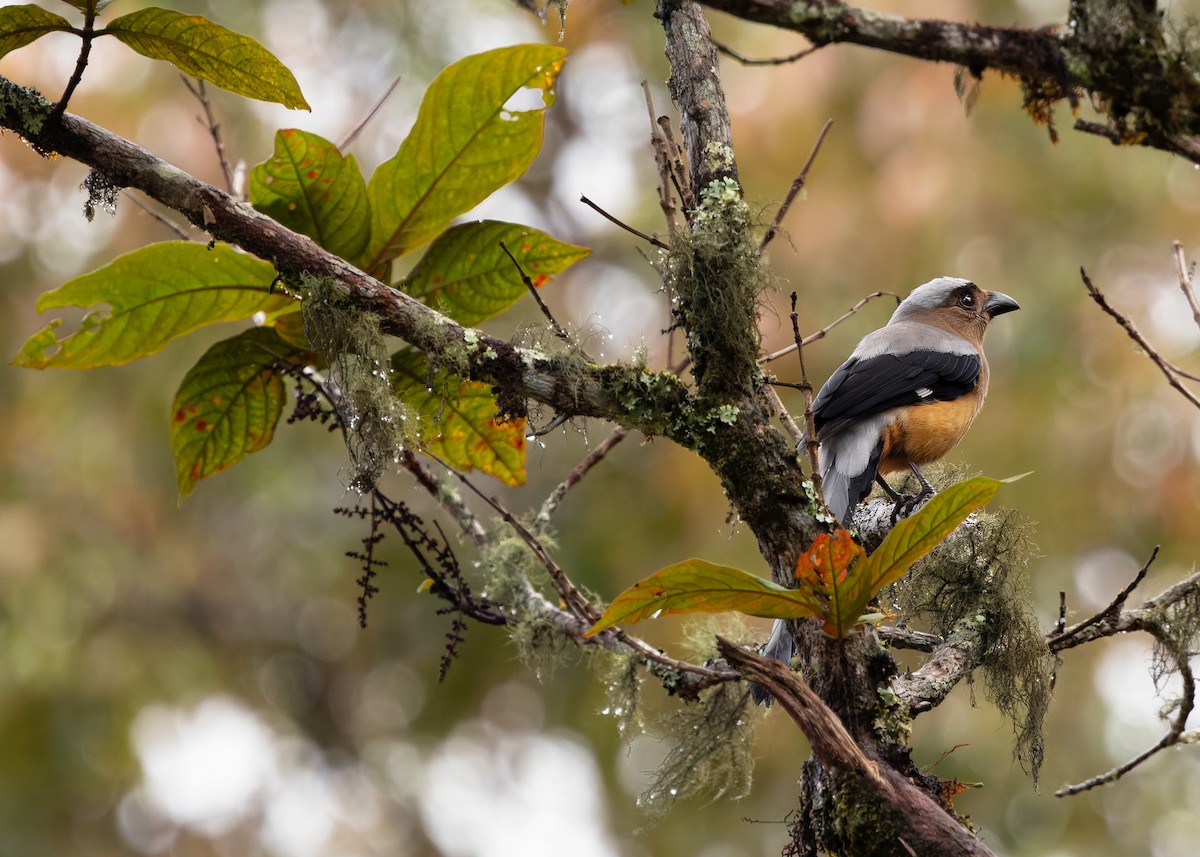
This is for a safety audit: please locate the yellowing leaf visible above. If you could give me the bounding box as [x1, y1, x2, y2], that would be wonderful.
[404, 220, 588, 325]
[105, 7, 309, 109]
[249, 129, 370, 263]
[392, 349, 526, 486]
[171, 327, 302, 495]
[586, 559, 822, 637]
[13, 242, 294, 369]
[0, 5, 71, 60]
[861, 476, 1003, 592]
[272, 311, 311, 351]
[365, 44, 565, 270]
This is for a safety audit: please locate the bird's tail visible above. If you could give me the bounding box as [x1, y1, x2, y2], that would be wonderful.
[752, 618, 795, 705]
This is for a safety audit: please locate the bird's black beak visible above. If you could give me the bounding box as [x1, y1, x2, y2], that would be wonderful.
[985, 291, 1020, 317]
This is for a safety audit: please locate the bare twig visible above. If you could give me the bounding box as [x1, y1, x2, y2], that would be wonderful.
[790, 292, 823, 496]
[761, 119, 833, 250]
[579, 195, 670, 250]
[1174, 240, 1200, 331]
[764, 384, 804, 445]
[762, 290, 901, 364]
[1048, 546, 1158, 649]
[877, 626, 943, 653]
[1081, 267, 1200, 411]
[123, 191, 191, 240]
[642, 80, 679, 240]
[656, 115, 692, 214]
[339, 74, 403, 149]
[498, 240, 571, 341]
[398, 449, 489, 549]
[536, 426, 630, 524]
[712, 38, 819, 66]
[181, 78, 235, 195]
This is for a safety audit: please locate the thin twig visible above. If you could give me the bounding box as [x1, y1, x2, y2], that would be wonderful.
[655, 116, 692, 214]
[712, 38, 819, 66]
[1048, 546, 1158, 649]
[49, 9, 97, 126]
[1174, 240, 1200, 332]
[761, 119, 833, 251]
[498, 240, 570, 341]
[181, 78, 235, 195]
[764, 384, 804, 446]
[877, 626, 943, 652]
[579, 195, 670, 250]
[642, 80, 679, 241]
[762, 290, 901, 364]
[398, 449, 489, 549]
[791, 292, 824, 499]
[1081, 267, 1200, 411]
[339, 74, 403, 149]
[537, 426, 629, 524]
[123, 191, 191, 240]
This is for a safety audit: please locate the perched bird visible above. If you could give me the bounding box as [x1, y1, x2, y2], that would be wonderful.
[812, 277, 1019, 525]
[755, 278, 1017, 693]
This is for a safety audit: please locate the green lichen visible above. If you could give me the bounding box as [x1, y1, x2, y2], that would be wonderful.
[0, 79, 51, 136]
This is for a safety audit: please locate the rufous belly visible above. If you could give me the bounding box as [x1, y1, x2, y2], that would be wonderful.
[877, 394, 982, 474]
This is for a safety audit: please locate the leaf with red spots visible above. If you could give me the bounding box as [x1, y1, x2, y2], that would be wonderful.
[403, 220, 588, 325]
[392, 348, 526, 486]
[13, 242, 294, 369]
[364, 44, 566, 271]
[585, 559, 824, 637]
[794, 530, 870, 638]
[249, 129, 370, 264]
[171, 327, 305, 495]
[105, 7, 308, 109]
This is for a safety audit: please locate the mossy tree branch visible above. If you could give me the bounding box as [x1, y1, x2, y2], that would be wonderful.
[696, 0, 1200, 164]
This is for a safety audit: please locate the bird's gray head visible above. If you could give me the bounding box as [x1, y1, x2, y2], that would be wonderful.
[888, 277, 1020, 334]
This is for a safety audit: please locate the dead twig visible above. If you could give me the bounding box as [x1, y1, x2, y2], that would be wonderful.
[579, 195, 670, 251]
[1081, 267, 1200, 411]
[761, 119, 833, 250]
[537, 426, 630, 524]
[1174, 240, 1200, 331]
[762, 290, 901, 364]
[498, 240, 571, 341]
[123, 191, 191, 240]
[642, 80, 680, 241]
[1048, 546, 1158, 649]
[712, 38, 819, 66]
[181, 77, 235, 195]
[790, 292, 824, 500]
[340, 74, 403, 149]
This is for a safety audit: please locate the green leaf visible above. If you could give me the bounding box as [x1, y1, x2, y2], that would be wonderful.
[271, 311, 311, 351]
[104, 7, 309, 109]
[171, 327, 301, 495]
[392, 349, 526, 486]
[586, 559, 822, 637]
[365, 44, 566, 271]
[0, 5, 72, 61]
[249, 129, 370, 263]
[861, 476, 1003, 591]
[13, 242, 294, 369]
[404, 220, 588, 325]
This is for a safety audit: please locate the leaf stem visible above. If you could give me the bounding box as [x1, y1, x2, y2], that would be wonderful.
[50, 6, 98, 126]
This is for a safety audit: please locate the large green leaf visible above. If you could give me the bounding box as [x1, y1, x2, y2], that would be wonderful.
[13, 242, 294, 369]
[586, 559, 822, 637]
[404, 220, 588, 325]
[365, 44, 566, 271]
[392, 349, 526, 486]
[171, 327, 303, 495]
[249, 129, 370, 263]
[103, 7, 309, 109]
[0, 5, 71, 60]
[861, 476, 1004, 592]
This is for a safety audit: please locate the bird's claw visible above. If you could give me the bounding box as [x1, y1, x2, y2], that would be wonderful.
[889, 488, 935, 522]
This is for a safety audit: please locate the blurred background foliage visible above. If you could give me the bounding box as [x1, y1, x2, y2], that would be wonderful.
[2, 0, 1200, 855]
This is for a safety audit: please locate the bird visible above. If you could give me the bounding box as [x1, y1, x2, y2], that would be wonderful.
[755, 277, 1018, 693]
[812, 276, 1019, 525]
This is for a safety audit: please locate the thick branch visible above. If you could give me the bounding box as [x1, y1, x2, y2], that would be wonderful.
[0, 76, 694, 439]
[718, 638, 997, 857]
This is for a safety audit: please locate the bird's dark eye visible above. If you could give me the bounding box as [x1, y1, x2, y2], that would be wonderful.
[958, 292, 976, 309]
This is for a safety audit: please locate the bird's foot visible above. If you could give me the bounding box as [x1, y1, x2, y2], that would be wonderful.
[890, 488, 936, 522]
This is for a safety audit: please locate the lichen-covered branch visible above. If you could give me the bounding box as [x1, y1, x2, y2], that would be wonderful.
[0, 75, 698, 442]
[698, 0, 1200, 163]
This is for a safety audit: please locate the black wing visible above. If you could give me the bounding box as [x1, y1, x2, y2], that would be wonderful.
[813, 350, 980, 439]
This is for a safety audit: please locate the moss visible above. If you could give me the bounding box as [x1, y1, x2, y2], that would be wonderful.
[300, 274, 403, 492]
[0, 79, 52, 136]
[888, 504, 1051, 780]
[637, 680, 758, 823]
[591, 648, 643, 737]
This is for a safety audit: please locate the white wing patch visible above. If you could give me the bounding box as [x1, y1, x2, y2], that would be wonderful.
[915, 387, 933, 398]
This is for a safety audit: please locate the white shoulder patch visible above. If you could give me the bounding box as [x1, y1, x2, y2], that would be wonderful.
[915, 386, 933, 398]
